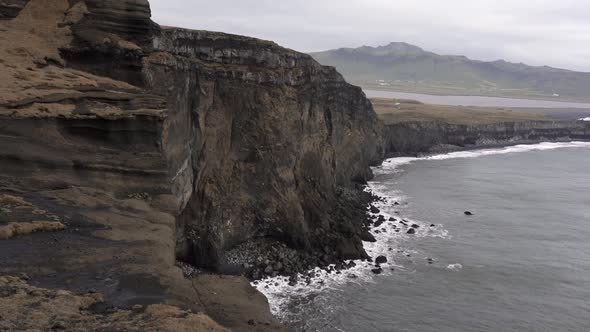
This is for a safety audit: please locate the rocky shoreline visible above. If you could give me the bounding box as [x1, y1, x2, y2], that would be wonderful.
[2, 1, 590, 331]
[383, 120, 590, 157]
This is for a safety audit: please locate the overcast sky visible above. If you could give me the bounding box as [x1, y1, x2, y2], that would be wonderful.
[150, 0, 590, 72]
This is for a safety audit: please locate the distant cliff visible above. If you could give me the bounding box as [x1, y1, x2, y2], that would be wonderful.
[383, 120, 590, 156]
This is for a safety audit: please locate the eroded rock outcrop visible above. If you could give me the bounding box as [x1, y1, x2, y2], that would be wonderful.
[383, 120, 590, 156]
[148, 27, 383, 269]
[0, 0, 383, 329]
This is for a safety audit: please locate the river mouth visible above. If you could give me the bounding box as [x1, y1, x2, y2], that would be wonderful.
[256, 142, 590, 331]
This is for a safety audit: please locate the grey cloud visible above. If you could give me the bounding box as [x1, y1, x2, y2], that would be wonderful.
[150, 0, 590, 71]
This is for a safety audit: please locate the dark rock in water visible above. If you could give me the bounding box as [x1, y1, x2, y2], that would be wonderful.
[389, 217, 396, 221]
[407, 228, 416, 234]
[374, 220, 384, 227]
[430, 224, 436, 227]
[464, 211, 474, 216]
[370, 205, 380, 214]
[374, 230, 381, 234]
[347, 274, 357, 279]
[361, 231, 377, 242]
[375, 256, 387, 264]
[247, 319, 256, 326]
[371, 268, 383, 274]
[411, 224, 420, 229]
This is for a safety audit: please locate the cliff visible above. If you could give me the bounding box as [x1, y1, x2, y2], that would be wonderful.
[383, 120, 590, 156]
[0, 0, 382, 330]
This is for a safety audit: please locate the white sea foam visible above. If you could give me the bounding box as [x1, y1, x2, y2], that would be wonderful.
[375, 141, 590, 174]
[254, 186, 448, 320]
[254, 141, 590, 321]
[446, 263, 463, 271]
[579, 117, 590, 121]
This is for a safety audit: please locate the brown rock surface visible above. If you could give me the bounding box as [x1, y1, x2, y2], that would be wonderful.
[0, 0, 384, 330]
[0, 275, 228, 331]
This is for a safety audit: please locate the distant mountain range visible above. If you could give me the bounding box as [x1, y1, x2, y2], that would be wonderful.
[310, 43, 590, 100]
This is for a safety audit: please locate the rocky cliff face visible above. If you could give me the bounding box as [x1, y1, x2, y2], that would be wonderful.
[0, 1, 382, 329]
[383, 120, 590, 156]
[148, 28, 383, 269]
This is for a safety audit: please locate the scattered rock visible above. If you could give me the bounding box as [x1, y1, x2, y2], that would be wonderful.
[263, 266, 273, 275]
[411, 224, 419, 229]
[375, 256, 387, 264]
[369, 205, 380, 214]
[464, 211, 473, 216]
[361, 231, 377, 242]
[406, 228, 415, 234]
[371, 268, 383, 274]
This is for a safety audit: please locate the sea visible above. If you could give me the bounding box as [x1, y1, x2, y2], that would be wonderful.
[255, 142, 590, 332]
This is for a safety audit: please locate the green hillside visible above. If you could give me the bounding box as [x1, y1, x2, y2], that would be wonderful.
[310, 43, 590, 101]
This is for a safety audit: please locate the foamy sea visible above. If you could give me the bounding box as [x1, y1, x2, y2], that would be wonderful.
[254, 141, 590, 324]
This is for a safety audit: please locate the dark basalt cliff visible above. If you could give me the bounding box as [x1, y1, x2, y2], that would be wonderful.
[0, 0, 382, 329]
[150, 28, 383, 269]
[383, 120, 590, 156]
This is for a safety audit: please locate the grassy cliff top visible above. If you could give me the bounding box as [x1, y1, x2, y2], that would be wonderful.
[372, 98, 549, 125]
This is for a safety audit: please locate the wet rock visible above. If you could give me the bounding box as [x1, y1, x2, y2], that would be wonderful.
[375, 256, 387, 264]
[369, 205, 380, 214]
[464, 211, 474, 216]
[371, 267, 383, 274]
[411, 224, 420, 229]
[406, 228, 416, 234]
[360, 231, 377, 242]
[263, 266, 273, 275]
[389, 217, 396, 221]
[430, 224, 436, 227]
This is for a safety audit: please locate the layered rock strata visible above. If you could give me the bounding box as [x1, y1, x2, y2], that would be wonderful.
[0, 0, 383, 330]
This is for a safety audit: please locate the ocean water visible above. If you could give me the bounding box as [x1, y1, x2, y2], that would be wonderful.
[256, 142, 590, 332]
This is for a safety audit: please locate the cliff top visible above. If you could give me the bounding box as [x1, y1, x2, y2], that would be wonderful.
[372, 98, 549, 125]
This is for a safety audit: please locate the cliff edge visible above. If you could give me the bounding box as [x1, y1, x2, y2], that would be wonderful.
[0, 0, 383, 330]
